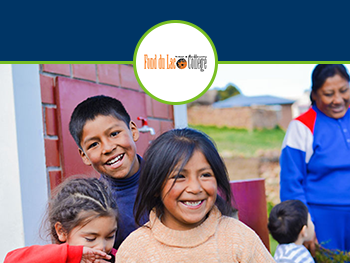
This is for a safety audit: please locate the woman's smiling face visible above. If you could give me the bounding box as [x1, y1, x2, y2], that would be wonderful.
[160, 150, 217, 231]
[312, 74, 350, 119]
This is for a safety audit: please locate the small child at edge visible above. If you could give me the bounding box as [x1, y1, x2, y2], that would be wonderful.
[268, 200, 315, 263]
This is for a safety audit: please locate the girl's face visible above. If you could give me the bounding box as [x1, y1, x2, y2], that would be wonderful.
[312, 74, 350, 119]
[161, 150, 217, 231]
[56, 215, 117, 253]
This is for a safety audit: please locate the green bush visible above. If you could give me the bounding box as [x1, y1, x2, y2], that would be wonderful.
[315, 244, 350, 263]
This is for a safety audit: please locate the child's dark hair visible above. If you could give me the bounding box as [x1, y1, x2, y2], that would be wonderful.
[134, 128, 235, 225]
[48, 177, 118, 244]
[267, 200, 308, 244]
[69, 95, 131, 149]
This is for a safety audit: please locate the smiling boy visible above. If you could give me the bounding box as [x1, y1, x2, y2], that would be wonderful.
[79, 114, 139, 179]
[69, 95, 145, 249]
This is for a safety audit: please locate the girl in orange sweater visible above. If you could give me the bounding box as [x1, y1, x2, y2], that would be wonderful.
[5, 178, 118, 263]
[116, 128, 275, 262]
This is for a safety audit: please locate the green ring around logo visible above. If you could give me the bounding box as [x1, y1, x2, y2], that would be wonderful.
[133, 20, 218, 105]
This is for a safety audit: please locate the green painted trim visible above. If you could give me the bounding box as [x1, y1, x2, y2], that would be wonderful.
[133, 20, 219, 105]
[0, 61, 133, 64]
[219, 61, 350, 64]
[1, 61, 348, 65]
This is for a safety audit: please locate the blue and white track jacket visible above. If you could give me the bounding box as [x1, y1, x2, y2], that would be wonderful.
[280, 105, 350, 206]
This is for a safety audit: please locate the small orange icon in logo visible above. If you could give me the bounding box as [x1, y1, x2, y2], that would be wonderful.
[176, 58, 187, 69]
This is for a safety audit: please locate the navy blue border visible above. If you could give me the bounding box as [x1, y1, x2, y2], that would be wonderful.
[1, 2, 349, 61]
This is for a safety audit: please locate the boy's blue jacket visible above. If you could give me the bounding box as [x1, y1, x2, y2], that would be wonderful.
[280, 105, 350, 206]
[101, 155, 146, 249]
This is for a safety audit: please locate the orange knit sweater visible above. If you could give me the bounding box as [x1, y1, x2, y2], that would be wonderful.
[116, 206, 275, 262]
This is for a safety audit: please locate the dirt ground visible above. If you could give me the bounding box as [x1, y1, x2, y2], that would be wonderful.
[223, 150, 281, 206]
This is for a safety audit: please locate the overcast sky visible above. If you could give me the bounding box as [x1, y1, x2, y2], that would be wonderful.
[210, 64, 350, 99]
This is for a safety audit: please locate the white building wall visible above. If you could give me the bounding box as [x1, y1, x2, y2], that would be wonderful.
[0, 64, 25, 261]
[174, 104, 188, 128]
[0, 65, 48, 261]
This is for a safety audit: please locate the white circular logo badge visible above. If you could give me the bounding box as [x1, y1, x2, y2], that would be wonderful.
[134, 20, 218, 105]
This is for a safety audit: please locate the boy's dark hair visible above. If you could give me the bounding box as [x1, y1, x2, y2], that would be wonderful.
[48, 177, 118, 244]
[268, 200, 308, 244]
[311, 64, 350, 105]
[69, 95, 131, 149]
[134, 128, 236, 225]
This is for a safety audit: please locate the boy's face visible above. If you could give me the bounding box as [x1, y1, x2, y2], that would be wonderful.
[79, 115, 140, 179]
[305, 213, 315, 242]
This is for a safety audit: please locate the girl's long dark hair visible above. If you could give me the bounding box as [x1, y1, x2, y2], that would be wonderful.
[134, 128, 236, 225]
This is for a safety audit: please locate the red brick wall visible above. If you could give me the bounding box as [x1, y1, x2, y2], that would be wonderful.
[39, 64, 174, 191]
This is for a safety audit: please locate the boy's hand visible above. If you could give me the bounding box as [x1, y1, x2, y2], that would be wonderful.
[81, 247, 112, 263]
[303, 233, 318, 257]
